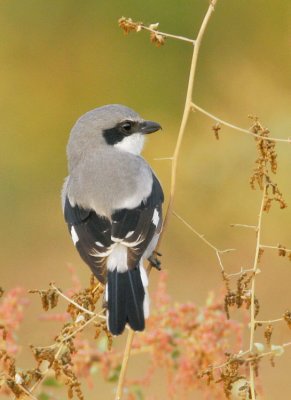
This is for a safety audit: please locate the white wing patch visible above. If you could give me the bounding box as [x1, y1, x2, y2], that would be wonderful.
[89, 245, 113, 258]
[111, 236, 123, 243]
[123, 233, 144, 248]
[125, 230, 134, 238]
[152, 208, 159, 227]
[71, 226, 79, 245]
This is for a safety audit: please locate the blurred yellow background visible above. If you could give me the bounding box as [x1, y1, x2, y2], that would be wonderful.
[1, 0, 291, 398]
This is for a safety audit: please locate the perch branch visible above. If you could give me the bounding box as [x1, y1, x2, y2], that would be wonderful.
[260, 244, 291, 253]
[140, 25, 195, 45]
[117, 2, 218, 399]
[248, 185, 266, 399]
[156, 0, 218, 247]
[115, 329, 135, 400]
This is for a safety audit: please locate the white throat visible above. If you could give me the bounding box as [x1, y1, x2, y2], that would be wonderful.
[114, 133, 145, 155]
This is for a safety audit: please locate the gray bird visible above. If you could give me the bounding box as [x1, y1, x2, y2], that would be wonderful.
[62, 104, 164, 335]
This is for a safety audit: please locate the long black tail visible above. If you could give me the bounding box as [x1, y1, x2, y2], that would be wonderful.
[107, 268, 147, 335]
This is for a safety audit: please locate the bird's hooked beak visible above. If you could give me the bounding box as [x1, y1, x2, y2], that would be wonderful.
[139, 120, 162, 134]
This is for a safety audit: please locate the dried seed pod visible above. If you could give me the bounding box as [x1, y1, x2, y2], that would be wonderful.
[212, 122, 221, 140]
[49, 290, 59, 308]
[40, 292, 49, 311]
[150, 32, 166, 47]
[264, 324, 273, 346]
[283, 310, 291, 329]
[118, 17, 142, 34]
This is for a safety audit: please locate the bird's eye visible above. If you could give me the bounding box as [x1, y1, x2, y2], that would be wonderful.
[120, 121, 133, 134]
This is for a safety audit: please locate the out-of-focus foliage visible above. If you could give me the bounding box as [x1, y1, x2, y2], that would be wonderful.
[0, 270, 243, 399]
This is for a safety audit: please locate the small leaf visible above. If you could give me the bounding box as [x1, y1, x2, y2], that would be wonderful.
[130, 385, 144, 400]
[254, 342, 265, 353]
[89, 364, 99, 375]
[43, 377, 62, 387]
[107, 365, 121, 382]
[97, 336, 108, 353]
[38, 393, 50, 400]
[15, 373, 23, 385]
[149, 23, 159, 30]
[230, 378, 250, 400]
[271, 344, 285, 357]
[75, 314, 85, 324]
[171, 349, 180, 360]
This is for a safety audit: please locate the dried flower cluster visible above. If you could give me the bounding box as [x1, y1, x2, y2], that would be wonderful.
[0, 288, 29, 397]
[277, 244, 291, 261]
[212, 122, 221, 140]
[0, 270, 114, 400]
[248, 116, 287, 211]
[222, 272, 259, 320]
[29, 287, 59, 311]
[201, 112, 290, 398]
[119, 17, 166, 47]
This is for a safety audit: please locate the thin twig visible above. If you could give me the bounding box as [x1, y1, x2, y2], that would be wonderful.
[173, 211, 235, 272]
[50, 283, 95, 316]
[256, 317, 284, 324]
[191, 102, 291, 143]
[24, 315, 100, 399]
[230, 223, 258, 230]
[27, 344, 65, 395]
[62, 314, 100, 342]
[117, 2, 218, 399]
[248, 185, 266, 399]
[226, 267, 256, 278]
[260, 244, 291, 253]
[155, 0, 218, 250]
[208, 341, 291, 374]
[115, 329, 135, 400]
[245, 341, 291, 362]
[153, 157, 174, 161]
[173, 211, 234, 254]
[141, 25, 195, 45]
[210, 350, 250, 372]
[18, 385, 39, 400]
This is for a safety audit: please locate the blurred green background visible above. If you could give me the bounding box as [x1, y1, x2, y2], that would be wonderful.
[1, 0, 291, 398]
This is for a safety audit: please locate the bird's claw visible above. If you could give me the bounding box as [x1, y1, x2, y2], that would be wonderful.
[148, 251, 162, 271]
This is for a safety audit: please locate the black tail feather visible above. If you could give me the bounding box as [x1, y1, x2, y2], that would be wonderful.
[107, 268, 145, 335]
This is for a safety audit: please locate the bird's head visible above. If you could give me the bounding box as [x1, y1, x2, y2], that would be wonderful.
[67, 104, 161, 168]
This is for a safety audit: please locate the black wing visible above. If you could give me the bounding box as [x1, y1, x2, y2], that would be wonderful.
[111, 174, 163, 269]
[64, 197, 112, 284]
[64, 173, 164, 283]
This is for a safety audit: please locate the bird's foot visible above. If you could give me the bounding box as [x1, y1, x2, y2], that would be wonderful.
[148, 251, 162, 271]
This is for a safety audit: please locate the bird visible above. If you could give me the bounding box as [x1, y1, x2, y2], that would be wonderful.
[62, 104, 164, 335]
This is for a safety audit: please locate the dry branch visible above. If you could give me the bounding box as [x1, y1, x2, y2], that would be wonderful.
[116, 1, 218, 399]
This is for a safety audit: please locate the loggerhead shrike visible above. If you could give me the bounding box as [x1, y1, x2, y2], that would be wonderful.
[62, 104, 164, 335]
